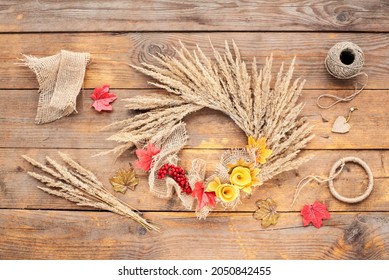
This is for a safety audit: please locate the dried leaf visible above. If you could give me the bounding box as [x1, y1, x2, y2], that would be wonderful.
[110, 166, 138, 193]
[253, 198, 280, 228]
[91, 85, 117, 112]
[301, 201, 330, 228]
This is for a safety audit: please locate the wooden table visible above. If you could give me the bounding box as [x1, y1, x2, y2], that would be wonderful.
[1, 0, 389, 260]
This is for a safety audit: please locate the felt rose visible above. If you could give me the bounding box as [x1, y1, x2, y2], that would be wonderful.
[230, 166, 252, 186]
[227, 159, 261, 194]
[206, 177, 240, 203]
[206, 177, 222, 193]
[216, 184, 240, 203]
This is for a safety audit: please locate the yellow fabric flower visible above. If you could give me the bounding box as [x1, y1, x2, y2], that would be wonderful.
[215, 184, 240, 203]
[246, 136, 272, 164]
[230, 166, 251, 186]
[229, 165, 261, 194]
[206, 177, 222, 192]
[206, 177, 240, 202]
[226, 158, 255, 173]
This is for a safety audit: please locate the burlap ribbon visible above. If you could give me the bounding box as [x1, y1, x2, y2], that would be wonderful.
[148, 123, 195, 209]
[148, 123, 258, 218]
[21, 50, 90, 124]
[188, 158, 212, 219]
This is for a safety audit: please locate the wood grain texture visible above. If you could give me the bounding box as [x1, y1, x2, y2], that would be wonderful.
[2, 89, 389, 150]
[2, 32, 389, 90]
[0, 0, 388, 32]
[1, 148, 388, 212]
[1, 1, 389, 260]
[0, 210, 388, 259]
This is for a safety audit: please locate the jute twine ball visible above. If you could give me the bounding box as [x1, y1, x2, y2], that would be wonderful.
[325, 41, 364, 79]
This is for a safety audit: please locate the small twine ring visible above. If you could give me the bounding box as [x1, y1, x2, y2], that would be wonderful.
[328, 156, 374, 203]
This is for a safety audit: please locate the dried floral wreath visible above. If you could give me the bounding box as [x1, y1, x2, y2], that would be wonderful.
[105, 41, 314, 219]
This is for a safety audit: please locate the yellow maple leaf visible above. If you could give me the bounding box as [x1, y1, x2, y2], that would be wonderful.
[246, 136, 272, 164]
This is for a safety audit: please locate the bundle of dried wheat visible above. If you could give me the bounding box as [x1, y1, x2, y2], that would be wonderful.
[105, 41, 313, 218]
[23, 152, 159, 231]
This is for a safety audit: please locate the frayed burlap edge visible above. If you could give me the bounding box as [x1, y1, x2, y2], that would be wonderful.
[21, 50, 90, 124]
[148, 123, 195, 210]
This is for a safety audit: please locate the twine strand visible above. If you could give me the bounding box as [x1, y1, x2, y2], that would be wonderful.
[317, 41, 367, 109]
[291, 161, 345, 206]
[316, 72, 368, 109]
[292, 156, 374, 206]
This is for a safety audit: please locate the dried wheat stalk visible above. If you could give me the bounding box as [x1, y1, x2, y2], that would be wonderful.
[22, 152, 159, 232]
[105, 40, 313, 180]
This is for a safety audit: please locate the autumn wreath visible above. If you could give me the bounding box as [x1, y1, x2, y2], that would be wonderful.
[104, 41, 313, 219]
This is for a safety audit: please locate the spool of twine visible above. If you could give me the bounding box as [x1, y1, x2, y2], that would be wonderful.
[317, 41, 368, 109]
[325, 41, 364, 79]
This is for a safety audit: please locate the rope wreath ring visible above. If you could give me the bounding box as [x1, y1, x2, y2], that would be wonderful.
[328, 156, 374, 203]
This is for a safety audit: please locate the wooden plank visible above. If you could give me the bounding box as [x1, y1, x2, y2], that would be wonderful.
[0, 210, 388, 259]
[2, 32, 389, 90]
[0, 1, 388, 32]
[1, 89, 389, 150]
[1, 148, 388, 212]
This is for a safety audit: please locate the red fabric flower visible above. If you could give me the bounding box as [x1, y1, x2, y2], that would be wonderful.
[134, 143, 161, 171]
[301, 201, 330, 229]
[91, 85, 117, 112]
[191, 182, 216, 210]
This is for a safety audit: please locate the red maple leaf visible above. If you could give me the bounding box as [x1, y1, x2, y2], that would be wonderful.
[301, 201, 330, 229]
[134, 143, 161, 172]
[191, 182, 216, 210]
[91, 85, 117, 112]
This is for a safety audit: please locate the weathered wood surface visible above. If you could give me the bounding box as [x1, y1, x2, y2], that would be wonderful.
[1, 32, 389, 90]
[0, 0, 388, 32]
[0, 210, 388, 260]
[1, 1, 389, 260]
[2, 89, 389, 150]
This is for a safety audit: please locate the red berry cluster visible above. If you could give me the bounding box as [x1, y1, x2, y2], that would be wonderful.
[157, 163, 192, 194]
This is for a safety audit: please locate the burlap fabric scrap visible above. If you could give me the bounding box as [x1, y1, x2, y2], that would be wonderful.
[147, 123, 256, 219]
[21, 50, 90, 124]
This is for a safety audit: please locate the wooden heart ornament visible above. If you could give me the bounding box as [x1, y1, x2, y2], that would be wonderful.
[331, 116, 350, 133]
